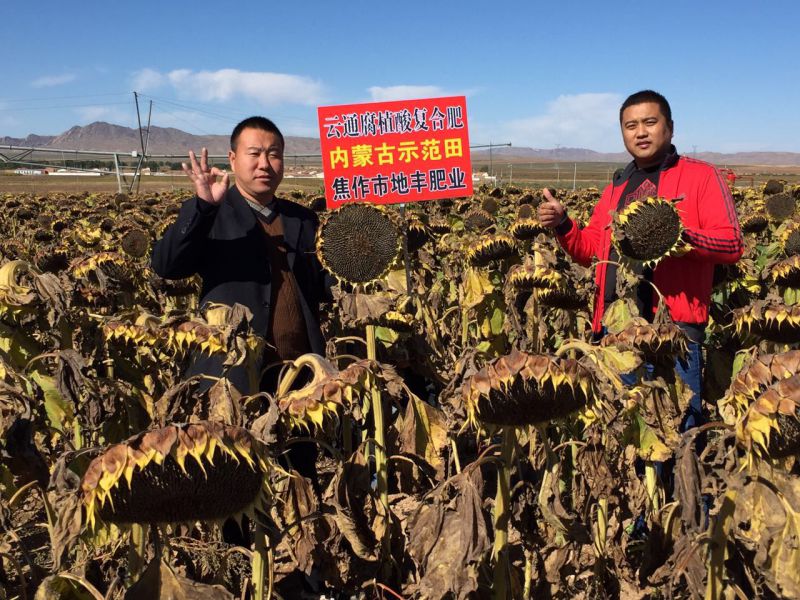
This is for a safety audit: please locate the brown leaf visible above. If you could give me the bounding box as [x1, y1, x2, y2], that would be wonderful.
[249, 393, 281, 447]
[207, 378, 242, 426]
[48, 453, 83, 571]
[407, 467, 490, 599]
[674, 430, 704, 533]
[328, 449, 378, 561]
[339, 291, 396, 327]
[280, 471, 323, 574]
[124, 558, 235, 600]
[398, 396, 449, 479]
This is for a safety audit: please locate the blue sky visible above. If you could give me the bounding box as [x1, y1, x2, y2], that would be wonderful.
[1, 0, 799, 153]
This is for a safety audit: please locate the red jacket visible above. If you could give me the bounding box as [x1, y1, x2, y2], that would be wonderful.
[557, 150, 744, 334]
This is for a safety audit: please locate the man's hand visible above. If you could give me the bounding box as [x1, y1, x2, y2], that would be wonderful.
[182, 147, 229, 205]
[537, 188, 566, 228]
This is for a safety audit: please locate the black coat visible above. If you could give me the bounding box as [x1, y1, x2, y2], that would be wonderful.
[151, 185, 330, 393]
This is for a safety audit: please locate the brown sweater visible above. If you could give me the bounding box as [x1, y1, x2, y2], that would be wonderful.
[258, 215, 310, 364]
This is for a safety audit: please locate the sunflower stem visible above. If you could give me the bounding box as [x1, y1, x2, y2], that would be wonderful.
[450, 437, 462, 474]
[593, 497, 608, 557]
[366, 325, 391, 573]
[128, 523, 147, 582]
[645, 461, 661, 515]
[492, 427, 515, 599]
[523, 549, 534, 599]
[705, 489, 737, 600]
[252, 521, 270, 600]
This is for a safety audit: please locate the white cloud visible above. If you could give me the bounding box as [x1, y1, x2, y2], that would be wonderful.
[31, 73, 76, 88]
[161, 68, 323, 106]
[368, 85, 449, 102]
[132, 68, 166, 92]
[501, 93, 624, 151]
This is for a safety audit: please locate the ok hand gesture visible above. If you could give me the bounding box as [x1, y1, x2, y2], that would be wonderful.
[182, 147, 229, 205]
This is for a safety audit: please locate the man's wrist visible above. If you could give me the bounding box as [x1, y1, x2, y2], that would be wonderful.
[196, 197, 219, 215]
[554, 213, 572, 235]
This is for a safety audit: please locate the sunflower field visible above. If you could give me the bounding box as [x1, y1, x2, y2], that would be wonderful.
[1, 180, 800, 600]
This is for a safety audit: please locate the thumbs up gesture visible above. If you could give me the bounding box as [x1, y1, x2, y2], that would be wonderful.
[537, 188, 566, 228]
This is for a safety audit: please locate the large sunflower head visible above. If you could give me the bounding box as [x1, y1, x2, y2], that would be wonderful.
[275, 354, 379, 430]
[510, 216, 550, 241]
[780, 222, 800, 257]
[733, 300, 800, 344]
[601, 317, 688, 363]
[718, 349, 800, 426]
[81, 421, 274, 529]
[736, 373, 800, 461]
[316, 203, 401, 285]
[769, 255, 800, 288]
[611, 197, 685, 267]
[463, 349, 595, 427]
[764, 192, 797, 223]
[466, 232, 517, 266]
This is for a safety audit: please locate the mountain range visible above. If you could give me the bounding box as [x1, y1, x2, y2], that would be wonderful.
[2, 122, 799, 166]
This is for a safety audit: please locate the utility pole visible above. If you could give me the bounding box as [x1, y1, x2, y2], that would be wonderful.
[572, 163, 577, 191]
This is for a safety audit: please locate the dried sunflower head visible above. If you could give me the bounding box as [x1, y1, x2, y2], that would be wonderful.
[379, 310, 415, 333]
[406, 215, 429, 252]
[780, 222, 800, 257]
[121, 228, 151, 258]
[507, 262, 564, 292]
[428, 217, 451, 235]
[733, 301, 800, 344]
[737, 373, 800, 460]
[764, 192, 797, 222]
[718, 349, 800, 426]
[81, 421, 273, 528]
[612, 197, 685, 267]
[510, 217, 550, 240]
[536, 286, 587, 311]
[763, 179, 785, 196]
[463, 208, 495, 232]
[463, 349, 595, 427]
[601, 317, 688, 363]
[71, 251, 128, 280]
[34, 246, 70, 274]
[276, 354, 378, 429]
[740, 213, 769, 235]
[466, 232, 517, 266]
[316, 203, 401, 285]
[481, 196, 500, 215]
[769, 255, 800, 288]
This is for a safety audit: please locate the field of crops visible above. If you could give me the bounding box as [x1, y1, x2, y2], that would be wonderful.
[1, 181, 799, 599]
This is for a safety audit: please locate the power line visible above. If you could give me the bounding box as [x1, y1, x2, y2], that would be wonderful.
[0, 101, 131, 112]
[0, 92, 130, 103]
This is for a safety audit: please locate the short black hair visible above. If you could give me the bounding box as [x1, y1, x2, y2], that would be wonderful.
[619, 90, 672, 126]
[230, 116, 284, 151]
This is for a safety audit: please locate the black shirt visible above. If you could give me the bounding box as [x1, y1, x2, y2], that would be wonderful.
[604, 164, 660, 320]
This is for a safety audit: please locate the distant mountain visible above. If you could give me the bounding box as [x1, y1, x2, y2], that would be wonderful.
[472, 146, 631, 163]
[471, 146, 800, 166]
[0, 134, 56, 147]
[0, 122, 320, 156]
[2, 122, 800, 166]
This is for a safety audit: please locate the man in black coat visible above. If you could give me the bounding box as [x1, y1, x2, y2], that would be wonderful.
[151, 116, 330, 395]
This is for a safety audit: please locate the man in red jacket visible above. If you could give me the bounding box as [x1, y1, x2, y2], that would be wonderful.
[538, 90, 743, 431]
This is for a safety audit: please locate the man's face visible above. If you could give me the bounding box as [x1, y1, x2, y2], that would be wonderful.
[228, 127, 284, 204]
[620, 102, 673, 168]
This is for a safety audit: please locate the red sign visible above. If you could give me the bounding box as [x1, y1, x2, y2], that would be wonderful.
[318, 96, 473, 209]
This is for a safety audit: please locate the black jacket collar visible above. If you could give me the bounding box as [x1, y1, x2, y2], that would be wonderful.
[613, 145, 679, 186]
